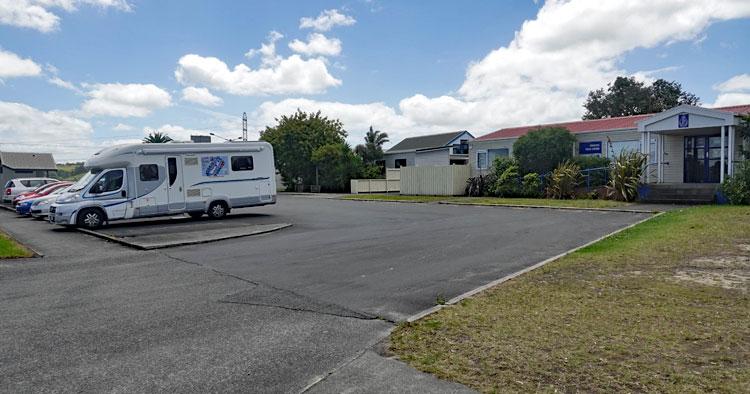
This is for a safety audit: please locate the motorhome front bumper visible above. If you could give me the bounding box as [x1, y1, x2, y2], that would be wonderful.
[49, 205, 73, 225]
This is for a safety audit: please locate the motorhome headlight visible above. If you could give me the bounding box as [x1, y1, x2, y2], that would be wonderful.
[57, 194, 81, 204]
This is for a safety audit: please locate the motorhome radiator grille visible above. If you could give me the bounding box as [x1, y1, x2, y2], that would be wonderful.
[186, 189, 201, 197]
[184, 157, 199, 166]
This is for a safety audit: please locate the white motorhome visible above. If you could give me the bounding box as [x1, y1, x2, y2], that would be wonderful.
[49, 142, 276, 228]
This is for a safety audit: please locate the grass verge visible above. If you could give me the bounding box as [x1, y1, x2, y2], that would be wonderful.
[390, 206, 750, 393]
[342, 194, 631, 209]
[0, 231, 34, 258]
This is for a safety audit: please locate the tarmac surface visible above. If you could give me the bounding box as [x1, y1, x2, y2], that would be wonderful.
[0, 195, 652, 392]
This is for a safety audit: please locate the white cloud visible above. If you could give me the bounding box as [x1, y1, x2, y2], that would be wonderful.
[299, 9, 355, 31]
[47, 76, 82, 93]
[247, 0, 750, 144]
[0, 100, 97, 161]
[81, 83, 172, 117]
[113, 123, 134, 131]
[289, 33, 342, 57]
[181, 86, 223, 107]
[0, 49, 42, 78]
[0, 0, 131, 33]
[711, 73, 750, 107]
[175, 36, 341, 96]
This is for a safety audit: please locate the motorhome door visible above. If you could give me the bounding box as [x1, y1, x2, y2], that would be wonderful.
[167, 157, 186, 210]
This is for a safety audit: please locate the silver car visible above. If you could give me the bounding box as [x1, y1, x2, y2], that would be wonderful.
[30, 185, 72, 219]
[3, 178, 58, 203]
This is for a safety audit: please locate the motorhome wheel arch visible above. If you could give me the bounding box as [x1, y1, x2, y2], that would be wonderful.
[49, 142, 276, 228]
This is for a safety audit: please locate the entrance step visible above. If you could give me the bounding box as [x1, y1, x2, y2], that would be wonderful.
[638, 184, 718, 204]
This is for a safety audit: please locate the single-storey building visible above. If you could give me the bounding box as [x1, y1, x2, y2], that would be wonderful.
[384, 130, 474, 168]
[0, 151, 58, 187]
[470, 104, 749, 186]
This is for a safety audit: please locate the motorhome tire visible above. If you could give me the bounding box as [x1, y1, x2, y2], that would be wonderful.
[77, 208, 105, 229]
[188, 211, 204, 219]
[208, 201, 228, 219]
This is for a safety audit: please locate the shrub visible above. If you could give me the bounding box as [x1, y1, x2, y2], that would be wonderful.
[546, 161, 581, 199]
[572, 156, 610, 188]
[513, 127, 576, 175]
[521, 173, 542, 197]
[720, 162, 750, 205]
[491, 159, 521, 197]
[607, 151, 647, 202]
[465, 174, 496, 197]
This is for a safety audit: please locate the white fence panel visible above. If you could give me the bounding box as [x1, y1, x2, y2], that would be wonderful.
[400, 165, 469, 196]
[350, 178, 400, 194]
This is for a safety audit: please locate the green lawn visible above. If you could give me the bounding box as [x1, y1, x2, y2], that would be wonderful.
[342, 194, 632, 209]
[390, 206, 750, 393]
[0, 232, 34, 258]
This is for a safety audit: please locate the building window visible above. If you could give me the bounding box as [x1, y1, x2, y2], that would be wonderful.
[394, 159, 407, 168]
[231, 156, 254, 171]
[488, 148, 509, 163]
[608, 140, 640, 158]
[139, 164, 159, 181]
[476, 151, 488, 169]
[454, 140, 469, 155]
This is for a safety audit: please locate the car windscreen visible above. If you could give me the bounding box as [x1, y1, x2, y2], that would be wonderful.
[68, 170, 100, 192]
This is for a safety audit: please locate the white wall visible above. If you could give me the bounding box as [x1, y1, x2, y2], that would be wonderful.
[400, 165, 470, 196]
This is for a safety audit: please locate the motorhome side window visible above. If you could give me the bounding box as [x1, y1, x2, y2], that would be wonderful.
[231, 156, 254, 171]
[139, 164, 159, 181]
[91, 170, 124, 194]
[168, 158, 178, 186]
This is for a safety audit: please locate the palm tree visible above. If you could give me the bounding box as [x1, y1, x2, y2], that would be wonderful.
[355, 126, 389, 164]
[143, 131, 173, 143]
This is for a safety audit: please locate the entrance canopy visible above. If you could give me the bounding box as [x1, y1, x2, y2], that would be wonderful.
[637, 104, 735, 134]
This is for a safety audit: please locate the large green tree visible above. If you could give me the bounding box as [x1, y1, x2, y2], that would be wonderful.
[354, 126, 389, 164]
[311, 143, 364, 191]
[583, 76, 699, 119]
[512, 127, 576, 175]
[260, 110, 349, 189]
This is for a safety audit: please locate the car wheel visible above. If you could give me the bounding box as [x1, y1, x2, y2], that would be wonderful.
[188, 211, 204, 219]
[77, 208, 104, 229]
[207, 201, 228, 219]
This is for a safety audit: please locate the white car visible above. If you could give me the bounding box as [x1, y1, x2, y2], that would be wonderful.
[3, 178, 58, 203]
[30, 185, 72, 219]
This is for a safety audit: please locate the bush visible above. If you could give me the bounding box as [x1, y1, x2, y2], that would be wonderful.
[607, 151, 647, 202]
[513, 127, 576, 175]
[521, 173, 542, 197]
[465, 174, 496, 197]
[491, 158, 521, 197]
[572, 156, 610, 188]
[546, 161, 581, 199]
[720, 162, 750, 205]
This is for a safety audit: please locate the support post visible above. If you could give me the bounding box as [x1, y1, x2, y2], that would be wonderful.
[728, 125, 735, 176]
[720, 125, 726, 183]
[646, 130, 651, 183]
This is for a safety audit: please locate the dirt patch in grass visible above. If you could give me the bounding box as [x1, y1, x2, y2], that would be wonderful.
[390, 206, 750, 393]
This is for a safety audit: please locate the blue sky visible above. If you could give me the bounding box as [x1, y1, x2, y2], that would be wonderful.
[1, 0, 749, 161]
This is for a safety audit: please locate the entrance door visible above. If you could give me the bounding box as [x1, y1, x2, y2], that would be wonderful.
[684, 136, 724, 183]
[167, 157, 186, 210]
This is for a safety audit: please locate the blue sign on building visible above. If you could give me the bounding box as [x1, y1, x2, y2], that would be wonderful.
[678, 113, 689, 128]
[579, 141, 602, 155]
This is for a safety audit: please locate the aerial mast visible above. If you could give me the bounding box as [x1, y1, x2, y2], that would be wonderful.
[242, 112, 248, 141]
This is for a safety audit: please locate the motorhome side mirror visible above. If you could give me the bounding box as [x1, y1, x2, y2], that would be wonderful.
[90, 184, 102, 194]
[121, 190, 127, 198]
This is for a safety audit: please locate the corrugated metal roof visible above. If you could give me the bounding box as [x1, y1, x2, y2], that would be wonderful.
[387, 131, 471, 153]
[0, 151, 57, 170]
[476, 104, 750, 141]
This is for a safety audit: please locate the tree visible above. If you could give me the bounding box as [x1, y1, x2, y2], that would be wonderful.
[260, 110, 348, 189]
[311, 143, 364, 192]
[737, 114, 750, 159]
[143, 131, 173, 143]
[512, 127, 576, 175]
[354, 126, 389, 164]
[583, 76, 700, 119]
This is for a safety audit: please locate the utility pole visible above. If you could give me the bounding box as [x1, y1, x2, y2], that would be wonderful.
[242, 112, 248, 141]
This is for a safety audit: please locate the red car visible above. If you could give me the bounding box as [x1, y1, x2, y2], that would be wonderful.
[13, 182, 72, 206]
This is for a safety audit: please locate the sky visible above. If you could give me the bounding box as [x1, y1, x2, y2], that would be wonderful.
[1, 0, 749, 162]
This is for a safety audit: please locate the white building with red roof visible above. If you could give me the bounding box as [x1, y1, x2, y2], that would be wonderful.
[471, 104, 749, 189]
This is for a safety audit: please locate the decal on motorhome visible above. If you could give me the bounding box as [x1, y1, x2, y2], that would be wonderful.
[201, 156, 228, 177]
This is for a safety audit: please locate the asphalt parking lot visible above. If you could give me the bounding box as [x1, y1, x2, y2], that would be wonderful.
[0, 195, 651, 393]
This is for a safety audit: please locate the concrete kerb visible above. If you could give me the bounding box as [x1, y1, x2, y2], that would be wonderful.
[0, 227, 44, 258]
[405, 211, 665, 323]
[438, 201, 662, 214]
[76, 223, 292, 250]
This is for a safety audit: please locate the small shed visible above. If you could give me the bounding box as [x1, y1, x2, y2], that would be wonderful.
[0, 151, 58, 187]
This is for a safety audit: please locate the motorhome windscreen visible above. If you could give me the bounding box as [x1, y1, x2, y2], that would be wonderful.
[69, 169, 101, 192]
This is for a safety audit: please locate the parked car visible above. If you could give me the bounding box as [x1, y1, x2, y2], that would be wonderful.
[3, 178, 58, 203]
[15, 182, 72, 215]
[30, 186, 72, 219]
[13, 181, 70, 207]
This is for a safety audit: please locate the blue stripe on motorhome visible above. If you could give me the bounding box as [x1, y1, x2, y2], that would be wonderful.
[190, 177, 270, 187]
